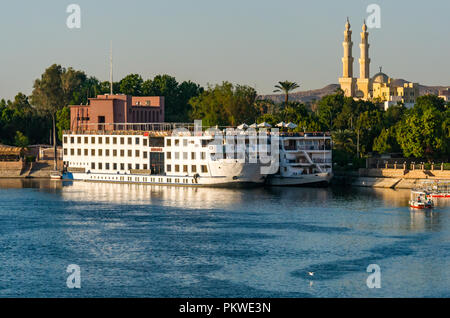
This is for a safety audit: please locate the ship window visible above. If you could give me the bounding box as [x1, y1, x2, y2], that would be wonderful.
[135, 150, 140, 157]
[183, 165, 188, 173]
[91, 149, 95, 156]
[175, 152, 180, 160]
[191, 165, 197, 173]
[120, 137, 124, 145]
[166, 152, 171, 160]
[98, 137, 102, 144]
[143, 164, 148, 170]
[70, 137, 74, 143]
[84, 137, 88, 143]
[84, 149, 88, 156]
[201, 140, 208, 147]
[201, 152, 206, 160]
[136, 164, 140, 170]
[77, 137, 81, 143]
[64, 148, 68, 155]
[128, 164, 132, 170]
[91, 162, 95, 169]
[64, 136, 68, 144]
[166, 165, 171, 172]
[98, 149, 103, 156]
[127, 137, 132, 145]
[183, 152, 188, 160]
[105, 149, 110, 156]
[183, 139, 188, 147]
[120, 163, 124, 170]
[201, 165, 208, 173]
[120, 150, 124, 157]
[166, 139, 171, 147]
[113, 163, 117, 170]
[113, 149, 117, 157]
[191, 152, 196, 160]
[113, 137, 117, 144]
[77, 149, 81, 156]
[135, 137, 140, 145]
[98, 163, 102, 170]
[143, 151, 147, 159]
[128, 150, 132, 157]
[143, 139, 147, 146]
[174, 139, 179, 146]
[175, 165, 180, 172]
[106, 137, 110, 144]
[70, 149, 74, 155]
[91, 137, 95, 144]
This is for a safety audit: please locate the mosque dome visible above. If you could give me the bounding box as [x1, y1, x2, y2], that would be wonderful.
[372, 67, 389, 83]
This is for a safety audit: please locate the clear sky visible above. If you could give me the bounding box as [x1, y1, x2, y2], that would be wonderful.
[0, 0, 449, 100]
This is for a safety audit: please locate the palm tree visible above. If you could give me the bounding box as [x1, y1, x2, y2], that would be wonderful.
[273, 81, 300, 105]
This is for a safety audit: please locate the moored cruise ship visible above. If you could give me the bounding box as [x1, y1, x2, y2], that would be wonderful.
[267, 132, 333, 186]
[62, 123, 267, 187]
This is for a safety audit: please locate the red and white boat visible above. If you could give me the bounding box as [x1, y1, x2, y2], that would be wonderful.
[409, 190, 434, 209]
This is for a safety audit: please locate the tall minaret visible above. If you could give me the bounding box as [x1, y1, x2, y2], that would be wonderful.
[339, 18, 356, 97]
[357, 21, 371, 99]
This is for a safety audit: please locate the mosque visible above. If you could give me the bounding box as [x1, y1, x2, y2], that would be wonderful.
[338, 18, 418, 109]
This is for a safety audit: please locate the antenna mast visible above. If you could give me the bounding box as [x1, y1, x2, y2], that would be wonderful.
[110, 41, 113, 95]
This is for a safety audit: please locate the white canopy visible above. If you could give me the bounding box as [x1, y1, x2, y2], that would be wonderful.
[237, 123, 248, 129]
[249, 123, 258, 128]
[276, 121, 286, 128]
[286, 122, 297, 129]
[257, 122, 272, 128]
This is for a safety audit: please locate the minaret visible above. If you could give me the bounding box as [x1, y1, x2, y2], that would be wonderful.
[357, 21, 371, 99]
[339, 18, 356, 97]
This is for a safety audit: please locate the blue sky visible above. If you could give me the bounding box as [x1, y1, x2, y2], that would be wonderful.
[0, 0, 449, 99]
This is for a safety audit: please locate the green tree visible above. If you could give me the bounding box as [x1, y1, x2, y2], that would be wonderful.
[31, 64, 84, 169]
[14, 131, 29, 148]
[373, 127, 400, 154]
[190, 82, 258, 126]
[316, 90, 345, 130]
[396, 95, 449, 159]
[119, 74, 143, 96]
[56, 106, 71, 141]
[143, 75, 202, 122]
[273, 81, 300, 105]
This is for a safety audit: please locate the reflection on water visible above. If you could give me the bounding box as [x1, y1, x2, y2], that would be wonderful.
[0, 179, 448, 297]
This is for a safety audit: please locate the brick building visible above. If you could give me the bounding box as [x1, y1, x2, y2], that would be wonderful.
[70, 94, 165, 131]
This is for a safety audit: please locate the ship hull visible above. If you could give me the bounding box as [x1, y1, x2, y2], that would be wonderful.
[63, 162, 266, 187]
[266, 172, 332, 186]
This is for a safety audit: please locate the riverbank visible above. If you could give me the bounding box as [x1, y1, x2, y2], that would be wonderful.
[0, 161, 59, 179]
[332, 168, 450, 189]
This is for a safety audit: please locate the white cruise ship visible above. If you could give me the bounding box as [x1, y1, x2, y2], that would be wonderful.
[267, 132, 333, 186]
[62, 124, 267, 187]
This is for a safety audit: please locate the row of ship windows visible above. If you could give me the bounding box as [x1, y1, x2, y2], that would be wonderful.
[64, 148, 149, 158]
[166, 139, 208, 147]
[64, 148, 208, 160]
[83, 162, 208, 173]
[64, 136, 147, 146]
[88, 176, 197, 184]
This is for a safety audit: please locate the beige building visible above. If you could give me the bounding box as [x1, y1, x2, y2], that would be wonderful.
[338, 18, 419, 108]
[438, 88, 450, 102]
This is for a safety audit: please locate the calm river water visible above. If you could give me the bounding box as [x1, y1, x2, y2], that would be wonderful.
[0, 179, 448, 297]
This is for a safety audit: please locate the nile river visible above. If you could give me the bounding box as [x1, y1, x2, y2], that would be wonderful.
[0, 179, 448, 297]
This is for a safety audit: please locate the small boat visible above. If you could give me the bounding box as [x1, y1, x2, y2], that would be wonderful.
[409, 190, 434, 209]
[50, 171, 62, 180]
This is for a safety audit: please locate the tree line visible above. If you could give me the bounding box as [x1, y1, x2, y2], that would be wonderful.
[0, 65, 448, 167]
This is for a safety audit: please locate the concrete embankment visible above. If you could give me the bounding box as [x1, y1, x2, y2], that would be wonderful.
[333, 168, 450, 189]
[0, 161, 58, 179]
